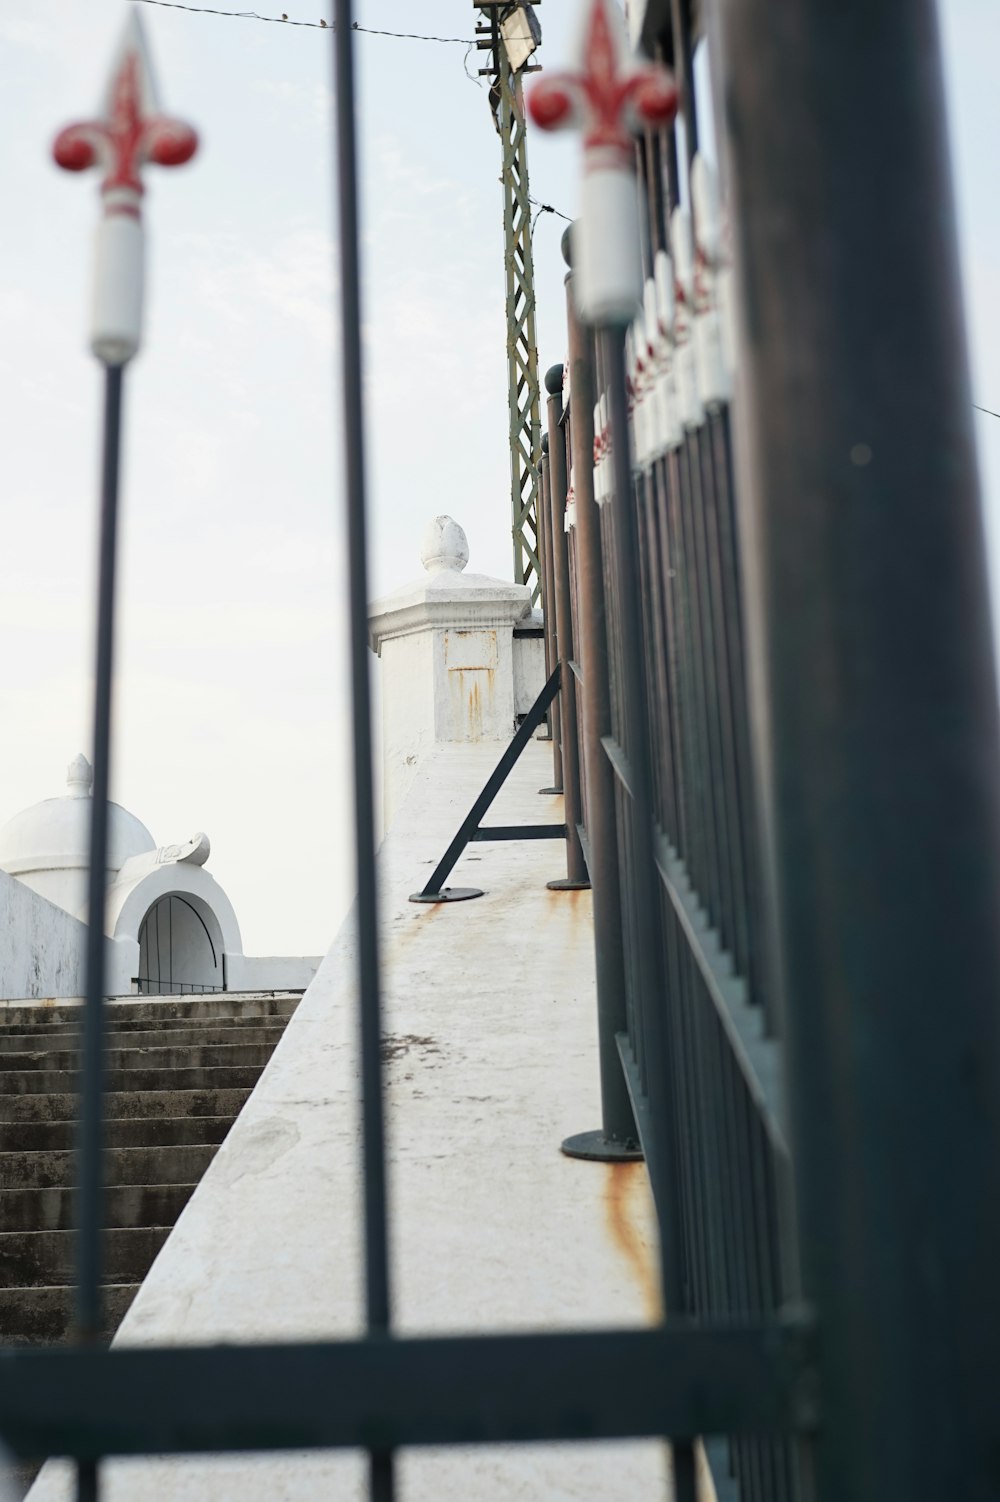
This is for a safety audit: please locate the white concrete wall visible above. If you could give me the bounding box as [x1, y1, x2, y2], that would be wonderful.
[369, 517, 532, 837]
[227, 954, 321, 991]
[378, 629, 435, 833]
[0, 869, 89, 1000]
[512, 624, 546, 716]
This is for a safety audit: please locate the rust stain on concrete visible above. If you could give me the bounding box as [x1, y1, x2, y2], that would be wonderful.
[604, 1161, 662, 1323]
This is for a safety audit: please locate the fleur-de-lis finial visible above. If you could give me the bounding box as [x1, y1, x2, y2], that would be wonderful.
[52, 10, 198, 365]
[528, 0, 677, 325]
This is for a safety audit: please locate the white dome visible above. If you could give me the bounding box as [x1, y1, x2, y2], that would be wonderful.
[0, 756, 155, 879]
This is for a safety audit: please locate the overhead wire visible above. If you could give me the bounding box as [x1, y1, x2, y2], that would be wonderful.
[132, 0, 536, 46]
[131, 0, 576, 222]
[133, 0, 473, 40]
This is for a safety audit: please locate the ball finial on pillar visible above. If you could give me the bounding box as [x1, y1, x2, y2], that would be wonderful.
[420, 516, 470, 574]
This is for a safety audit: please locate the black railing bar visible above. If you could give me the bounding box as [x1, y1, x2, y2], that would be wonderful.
[415, 665, 561, 898]
[616, 1031, 663, 1205]
[652, 828, 788, 1156]
[569, 657, 584, 683]
[331, 6, 392, 1500]
[76, 364, 125, 1358]
[0, 1320, 817, 1461]
[603, 326, 701, 1502]
[470, 824, 567, 841]
[601, 732, 633, 799]
[576, 822, 593, 882]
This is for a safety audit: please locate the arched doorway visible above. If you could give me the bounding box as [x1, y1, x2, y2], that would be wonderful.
[137, 893, 225, 995]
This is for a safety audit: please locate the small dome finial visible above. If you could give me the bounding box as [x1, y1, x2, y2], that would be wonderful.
[67, 753, 93, 798]
[420, 515, 469, 574]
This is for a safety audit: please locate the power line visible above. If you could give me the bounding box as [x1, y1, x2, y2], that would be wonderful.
[974, 403, 1000, 422]
[133, 0, 473, 41]
[132, 0, 576, 222]
[528, 195, 572, 225]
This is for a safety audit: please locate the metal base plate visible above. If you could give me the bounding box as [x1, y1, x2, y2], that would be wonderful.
[538, 786, 563, 795]
[546, 879, 591, 892]
[409, 887, 484, 904]
[560, 1130, 644, 1163]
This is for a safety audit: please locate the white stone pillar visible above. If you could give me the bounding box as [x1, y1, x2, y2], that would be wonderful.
[368, 517, 534, 833]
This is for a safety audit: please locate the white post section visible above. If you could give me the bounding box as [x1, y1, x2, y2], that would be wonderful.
[368, 517, 534, 833]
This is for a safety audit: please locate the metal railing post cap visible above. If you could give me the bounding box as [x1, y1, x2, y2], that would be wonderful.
[52, 10, 198, 367]
[526, 0, 677, 325]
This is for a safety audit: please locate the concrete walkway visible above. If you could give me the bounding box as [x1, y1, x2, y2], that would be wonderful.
[28, 742, 668, 1501]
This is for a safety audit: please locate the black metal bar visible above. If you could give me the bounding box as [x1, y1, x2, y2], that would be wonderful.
[0, 1323, 814, 1461]
[331, 7, 393, 1500]
[414, 666, 561, 899]
[471, 824, 566, 841]
[667, 0, 698, 164]
[545, 365, 589, 887]
[76, 364, 123, 1357]
[538, 442, 563, 780]
[600, 325, 698, 1502]
[560, 269, 637, 1157]
[716, 1, 1000, 1497]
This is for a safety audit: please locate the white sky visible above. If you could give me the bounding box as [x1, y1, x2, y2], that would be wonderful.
[0, 2, 997, 958]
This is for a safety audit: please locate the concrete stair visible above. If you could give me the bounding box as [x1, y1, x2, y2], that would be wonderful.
[0, 993, 299, 1348]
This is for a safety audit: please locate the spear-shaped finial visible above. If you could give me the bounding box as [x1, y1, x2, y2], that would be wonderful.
[53, 9, 198, 365]
[49, 12, 198, 1375]
[527, 0, 676, 324]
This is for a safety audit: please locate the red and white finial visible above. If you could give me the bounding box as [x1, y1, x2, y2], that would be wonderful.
[528, 0, 677, 325]
[53, 10, 198, 366]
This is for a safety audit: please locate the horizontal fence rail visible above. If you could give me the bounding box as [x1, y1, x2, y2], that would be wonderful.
[0, 1322, 815, 1461]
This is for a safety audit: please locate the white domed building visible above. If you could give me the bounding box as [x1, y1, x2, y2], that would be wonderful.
[0, 756, 318, 1000]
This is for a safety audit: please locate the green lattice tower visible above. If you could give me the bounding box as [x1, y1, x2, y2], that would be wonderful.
[499, 48, 542, 601]
[477, 3, 543, 604]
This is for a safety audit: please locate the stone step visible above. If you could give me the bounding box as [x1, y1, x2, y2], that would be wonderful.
[0, 1065, 265, 1096]
[1, 1115, 235, 1152]
[0, 1087, 252, 1123]
[0, 1226, 169, 1287]
[0, 1282, 138, 1345]
[0, 1143, 219, 1191]
[0, 1043, 276, 1073]
[0, 995, 299, 1029]
[0, 1181, 194, 1232]
[0, 1019, 289, 1052]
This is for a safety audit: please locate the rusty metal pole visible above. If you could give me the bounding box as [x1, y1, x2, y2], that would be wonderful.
[538, 438, 564, 792]
[560, 255, 641, 1162]
[545, 364, 589, 890]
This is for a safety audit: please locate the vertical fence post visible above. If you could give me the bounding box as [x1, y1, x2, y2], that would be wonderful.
[560, 251, 641, 1162]
[332, 3, 395, 1500]
[538, 437, 564, 791]
[544, 365, 590, 891]
[715, 0, 1000, 1496]
[52, 23, 199, 1501]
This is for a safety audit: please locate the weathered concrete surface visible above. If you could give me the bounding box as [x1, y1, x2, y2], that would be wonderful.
[0, 1020, 288, 1052]
[0, 1284, 137, 1346]
[0, 1228, 170, 1286]
[0, 1065, 266, 1095]
[2, 1117, 235, 1151]
[29, 741, 667, 1501]
[0, 995, 300, 1026]
[0, 1088, 253, 1124]
[0, 996, 300, 1365]
[0, 872, 88, 1002]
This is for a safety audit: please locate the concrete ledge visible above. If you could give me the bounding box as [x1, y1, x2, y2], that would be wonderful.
[29, 742, 665, 1501]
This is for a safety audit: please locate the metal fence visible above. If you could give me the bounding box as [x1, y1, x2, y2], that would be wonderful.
[537, 2, 1000, 1501]
[4, 3, 1000, 1502]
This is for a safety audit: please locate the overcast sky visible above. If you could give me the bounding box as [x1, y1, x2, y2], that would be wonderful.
[0, 2, 997, 959]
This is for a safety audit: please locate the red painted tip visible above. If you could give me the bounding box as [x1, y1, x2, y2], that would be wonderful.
[53, 127, 97, 172]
